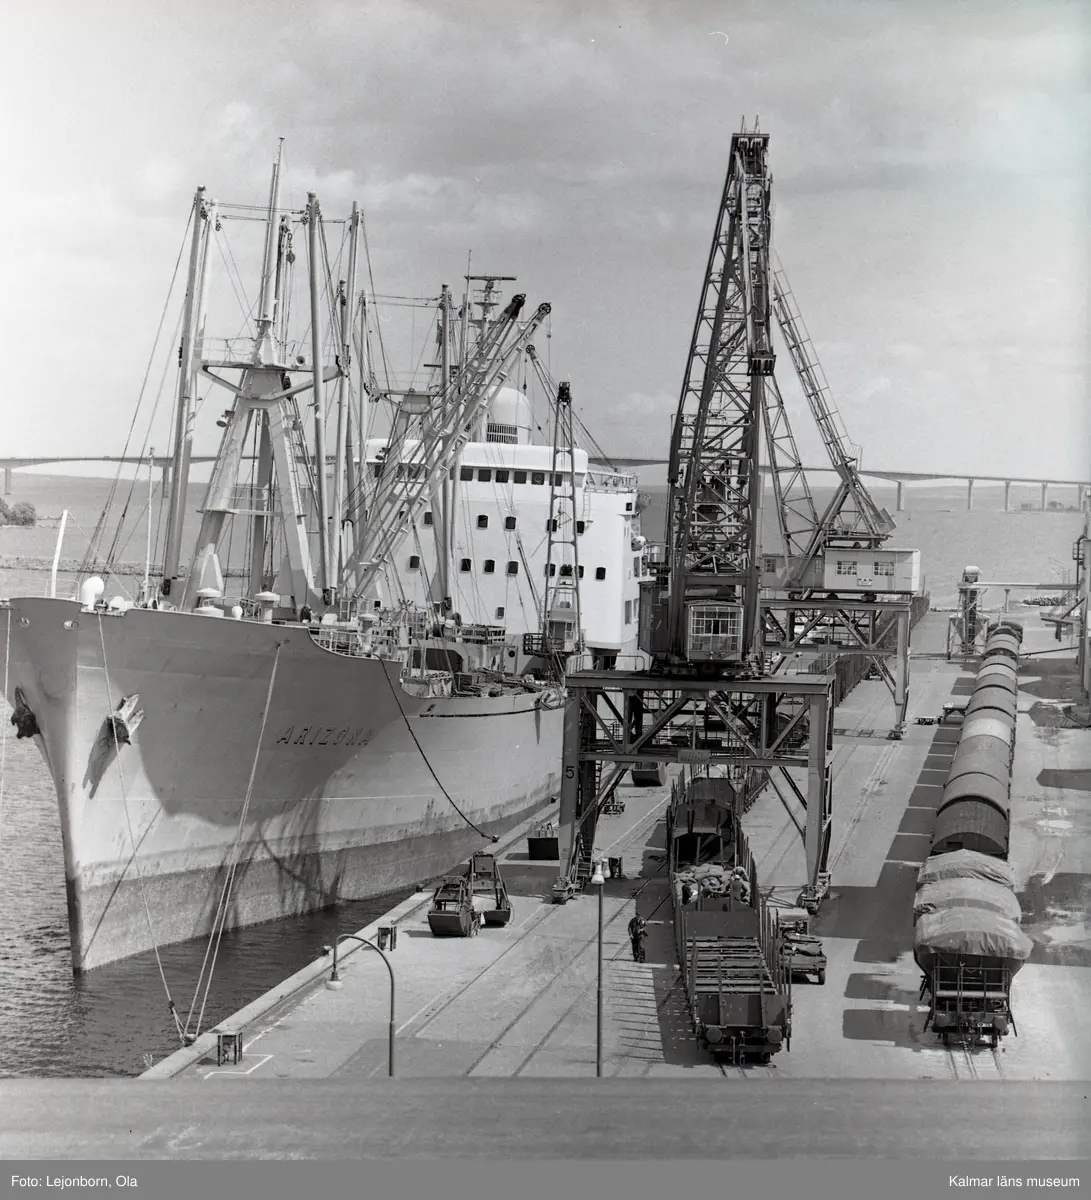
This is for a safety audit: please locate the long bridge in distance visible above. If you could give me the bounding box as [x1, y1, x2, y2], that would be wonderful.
[0, 455, 1088, 513]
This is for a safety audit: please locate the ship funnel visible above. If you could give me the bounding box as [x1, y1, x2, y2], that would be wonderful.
[79, 577, 105, 610]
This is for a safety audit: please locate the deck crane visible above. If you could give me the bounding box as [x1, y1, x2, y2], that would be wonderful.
[558, 125, 838, 910]
[346, 294, 551, 602]
[523, 345, 584, 672]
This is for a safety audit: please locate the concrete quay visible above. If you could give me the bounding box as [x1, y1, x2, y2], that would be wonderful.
[145, 612, 1091, 1085]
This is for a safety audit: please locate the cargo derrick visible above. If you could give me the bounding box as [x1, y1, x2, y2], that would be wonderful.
[668, 772, 792, 1062]
[522, 346, 584, 674]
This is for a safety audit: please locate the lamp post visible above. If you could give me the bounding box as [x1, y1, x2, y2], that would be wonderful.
[323, 933, 396, 1078]
[590, 858, 606, 1078]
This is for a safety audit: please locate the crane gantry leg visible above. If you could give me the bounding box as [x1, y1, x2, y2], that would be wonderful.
[557, 670, 835, 905]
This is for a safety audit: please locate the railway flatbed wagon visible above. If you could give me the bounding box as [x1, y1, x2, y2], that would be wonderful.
[679, 907, 792, 1063]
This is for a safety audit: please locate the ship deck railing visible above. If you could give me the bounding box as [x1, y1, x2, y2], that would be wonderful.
[584, 468, 637, 492]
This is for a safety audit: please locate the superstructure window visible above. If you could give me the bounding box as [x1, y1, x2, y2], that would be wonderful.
[460, 466, 473, 481]
[504, 516, 517, 530]
[531, 472, 545, 485]
[633, 557, 640, 576]
[576, 520, 585, 534]
[496, 606, 505, 619]
[477, 468, 492, 483]
[477, 515, 489, 529]
[495, 469, 510, 484]
[424, 511, 433, 526]
[625, 600, 633, 624]
[578, 565, 585, 578]
[506, 561, 519, 576]
[460, 558, 472, 572]
[835, 560, 858, 576]
[409, 555, 421, 569]
[595, 567, 606, 580]
[559, 564, 573, 577]
[763, 556, 777, 574]
[514, 471, 527, 484]
[546, 518, 558, 531]
[545, 563, 557, 577]
[552, 473, 564, 487]
[484, 560, 496, 574]
[874, 561, 895, 577]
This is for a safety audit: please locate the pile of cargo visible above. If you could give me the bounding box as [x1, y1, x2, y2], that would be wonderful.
[914, 618, 1033, 1045]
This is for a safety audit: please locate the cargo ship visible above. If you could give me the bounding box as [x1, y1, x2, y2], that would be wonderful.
[1, 151, 649, 970]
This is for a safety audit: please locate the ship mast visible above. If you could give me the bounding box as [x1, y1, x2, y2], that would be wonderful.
[333, 203, 360, 586]
[254, 141, 284, 364]
[307, 192, 332, 600]
[161, 186, 215, 597]
[433, 283, 453, 604]
[181, 143, 348, 615]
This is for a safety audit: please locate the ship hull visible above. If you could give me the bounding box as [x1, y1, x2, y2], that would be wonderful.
[5, 598, 561, 969]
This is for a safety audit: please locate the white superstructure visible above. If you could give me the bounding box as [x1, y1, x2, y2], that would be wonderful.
[363, 386, 651, 666]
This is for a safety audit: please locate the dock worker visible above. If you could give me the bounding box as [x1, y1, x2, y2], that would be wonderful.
[628, 915, 648, 963]
[728, 870, 750, 905]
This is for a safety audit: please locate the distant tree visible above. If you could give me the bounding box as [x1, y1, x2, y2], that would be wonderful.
[0, 499, 36, 526]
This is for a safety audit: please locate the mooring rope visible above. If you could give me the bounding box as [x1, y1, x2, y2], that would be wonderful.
[185, 643, 282, 1041]
[98, 617, 185, 1042]
[381, 661, 498, 843]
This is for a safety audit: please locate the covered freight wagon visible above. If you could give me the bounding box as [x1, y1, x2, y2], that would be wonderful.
[914, 907, 1030, 1046]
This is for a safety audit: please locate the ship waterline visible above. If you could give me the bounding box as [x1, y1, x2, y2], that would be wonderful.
[5, 597, 562, 970]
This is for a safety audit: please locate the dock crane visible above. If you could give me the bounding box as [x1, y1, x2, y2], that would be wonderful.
[558, 125, 840, 910]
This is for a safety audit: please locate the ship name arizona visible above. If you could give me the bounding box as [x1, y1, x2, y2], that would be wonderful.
[275, 725, 370, 748]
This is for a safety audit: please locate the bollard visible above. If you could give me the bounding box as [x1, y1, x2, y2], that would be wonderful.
[377, 927, 389, 951]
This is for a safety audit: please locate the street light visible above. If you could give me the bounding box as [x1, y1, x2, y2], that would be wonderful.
[590, 858, 606, 1078]
[322, 933, 396, 1078]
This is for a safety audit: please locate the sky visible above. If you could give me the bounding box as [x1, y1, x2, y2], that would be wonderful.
[0, 0, 1087, 480]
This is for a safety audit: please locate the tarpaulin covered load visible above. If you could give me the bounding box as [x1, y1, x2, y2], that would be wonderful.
[688, 777, 735, 805]
[931, 801, 1010, 857]
[913, 907, 1032, 975]
[917, 849, 1016, 890]
[964, 688, 1019, 721]
[983, 631, 1021, 660]
[939, 771, 1010, 819]
[975, 661, 1018, 690]
[913, 877, 1022, 923]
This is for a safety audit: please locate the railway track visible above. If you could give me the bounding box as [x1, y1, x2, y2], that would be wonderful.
[945, 1036, 1008, 1082]
[365, 869, 671, 1078]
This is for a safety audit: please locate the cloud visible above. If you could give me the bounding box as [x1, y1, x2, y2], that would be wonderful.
[0, 0, 1086, 477]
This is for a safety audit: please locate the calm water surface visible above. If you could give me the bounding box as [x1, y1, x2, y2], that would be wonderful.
[0, 476, 1083, 1076]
